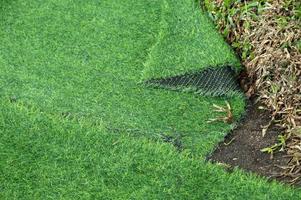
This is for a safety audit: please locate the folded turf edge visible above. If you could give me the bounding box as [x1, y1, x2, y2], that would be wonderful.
[141, 0, 241, 96]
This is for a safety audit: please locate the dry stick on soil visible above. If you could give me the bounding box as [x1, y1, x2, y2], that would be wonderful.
[207, 101, 233, 124]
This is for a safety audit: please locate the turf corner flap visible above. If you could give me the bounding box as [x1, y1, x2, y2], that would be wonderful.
[140, 0, 242, 97]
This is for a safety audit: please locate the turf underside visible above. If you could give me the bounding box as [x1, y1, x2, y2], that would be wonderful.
[0, 0, 300, 198]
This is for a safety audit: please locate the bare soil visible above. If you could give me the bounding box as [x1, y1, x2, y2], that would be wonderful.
[208, 100, 291, 182]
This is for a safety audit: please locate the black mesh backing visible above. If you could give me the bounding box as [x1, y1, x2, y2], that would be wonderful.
[145, 66, 240, 96]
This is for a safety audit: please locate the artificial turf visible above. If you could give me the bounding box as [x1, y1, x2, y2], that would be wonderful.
[1, 0, 301, 198]
[141, 0, 241, 80]
[1, 101, 301, 199]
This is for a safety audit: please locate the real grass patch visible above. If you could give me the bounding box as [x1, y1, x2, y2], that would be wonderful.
[0, 0, 300, 198]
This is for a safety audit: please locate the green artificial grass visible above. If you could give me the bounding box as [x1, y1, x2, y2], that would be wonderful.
[1, 101, 301, 199]
[0, 0, 243, 156]
[0, 0, 300, 198]
[141, 0, 241, 80]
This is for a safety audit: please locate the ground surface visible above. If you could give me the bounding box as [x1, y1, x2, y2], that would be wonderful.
[1, 0, 301, 199]
[209, 101, 290, 182]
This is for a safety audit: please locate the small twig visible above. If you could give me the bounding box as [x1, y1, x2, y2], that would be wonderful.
[207, 101, 234, 124]
[224, 137, 236, 146]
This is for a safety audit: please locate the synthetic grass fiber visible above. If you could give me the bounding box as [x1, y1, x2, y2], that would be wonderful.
[1, 0, 301, 198]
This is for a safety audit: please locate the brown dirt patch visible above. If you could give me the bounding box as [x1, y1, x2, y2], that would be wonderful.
[208, 100, 291, 182]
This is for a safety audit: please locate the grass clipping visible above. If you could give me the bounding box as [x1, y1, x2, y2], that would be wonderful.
[202, 0, 301, 184]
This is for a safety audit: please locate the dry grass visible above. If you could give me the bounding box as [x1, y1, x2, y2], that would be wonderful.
[202, 0, 301, 184]
[242, 0, 301, 184]
[245, 1, 301, 128]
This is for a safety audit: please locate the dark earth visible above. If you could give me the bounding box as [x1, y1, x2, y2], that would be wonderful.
[208, 100, 291, 184]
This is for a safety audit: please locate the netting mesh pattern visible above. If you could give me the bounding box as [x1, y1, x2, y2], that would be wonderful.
[145, 66, 241, 96]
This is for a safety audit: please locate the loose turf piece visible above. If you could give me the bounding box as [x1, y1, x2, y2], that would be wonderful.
[0, 0, 300, 198]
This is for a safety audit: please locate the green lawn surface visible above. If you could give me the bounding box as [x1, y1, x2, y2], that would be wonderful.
[0, 0, 300, 199]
